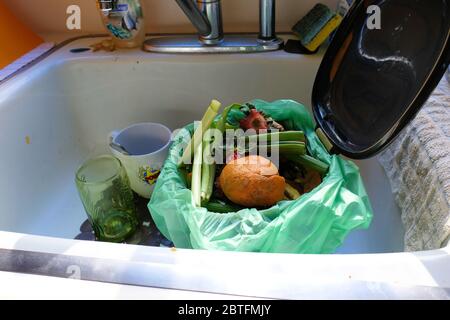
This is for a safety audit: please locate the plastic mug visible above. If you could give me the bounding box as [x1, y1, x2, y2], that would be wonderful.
[109, 123, 172, 199]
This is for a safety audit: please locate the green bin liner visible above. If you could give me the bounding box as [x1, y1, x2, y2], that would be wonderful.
[148, 100, 373, 253]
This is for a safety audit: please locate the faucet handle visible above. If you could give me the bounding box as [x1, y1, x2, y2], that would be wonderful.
[259, 0, 276, 41]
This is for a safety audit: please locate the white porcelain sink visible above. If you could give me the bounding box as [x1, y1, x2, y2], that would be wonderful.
[0, 37, 449, 299]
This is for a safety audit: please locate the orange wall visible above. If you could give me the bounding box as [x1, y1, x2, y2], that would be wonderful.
[3, 0, 338, 37]
[0, 1, 43, 69]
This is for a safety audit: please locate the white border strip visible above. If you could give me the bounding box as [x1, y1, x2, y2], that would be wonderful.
[0, 43, 55, 81]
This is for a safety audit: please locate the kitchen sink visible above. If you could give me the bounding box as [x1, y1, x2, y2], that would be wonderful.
[0, 36, 449, 299]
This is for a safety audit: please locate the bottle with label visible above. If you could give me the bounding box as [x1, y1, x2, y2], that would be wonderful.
[97, 0, 145, 49]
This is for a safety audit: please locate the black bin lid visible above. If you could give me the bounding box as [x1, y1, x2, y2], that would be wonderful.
[312, 0, 450, 159]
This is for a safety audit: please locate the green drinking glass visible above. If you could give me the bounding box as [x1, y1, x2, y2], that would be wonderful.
[75, 155, 139, 243]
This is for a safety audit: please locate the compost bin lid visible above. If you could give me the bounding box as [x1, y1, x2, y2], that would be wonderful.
[312, 0, 450, 159]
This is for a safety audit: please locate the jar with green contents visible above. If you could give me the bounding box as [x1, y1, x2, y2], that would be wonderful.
[97, 0, 146, 48]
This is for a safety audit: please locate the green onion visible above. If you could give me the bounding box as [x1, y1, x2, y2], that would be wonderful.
[179, 100, 222, 167]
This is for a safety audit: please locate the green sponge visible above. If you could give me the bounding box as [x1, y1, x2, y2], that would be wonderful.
[292, 3, 343, 52]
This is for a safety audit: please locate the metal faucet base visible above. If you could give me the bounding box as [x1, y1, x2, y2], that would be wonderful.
[143, 35, 283, 53]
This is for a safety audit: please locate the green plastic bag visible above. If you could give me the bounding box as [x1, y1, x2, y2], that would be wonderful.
[148, 100, 373, 254]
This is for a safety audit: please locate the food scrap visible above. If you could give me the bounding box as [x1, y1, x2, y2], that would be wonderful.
[178, 101, 329, 212]
[90, 39, 117, 52]
[239, 104, 285, 132]
[219, 155, 286, 207]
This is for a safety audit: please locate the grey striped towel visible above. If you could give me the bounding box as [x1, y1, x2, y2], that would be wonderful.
[378, 76, 450, 251]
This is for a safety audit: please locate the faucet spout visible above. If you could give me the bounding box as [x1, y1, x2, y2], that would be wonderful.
[175, 0, 212, 37]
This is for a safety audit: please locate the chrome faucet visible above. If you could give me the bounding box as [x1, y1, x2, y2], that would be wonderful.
[144, 0, 283, 53]
[175, 0, 223, 45]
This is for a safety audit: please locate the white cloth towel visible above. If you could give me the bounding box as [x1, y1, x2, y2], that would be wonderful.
[378, 76, 450, 252]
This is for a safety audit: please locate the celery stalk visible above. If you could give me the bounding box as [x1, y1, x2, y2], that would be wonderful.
[215, 103, 242, 132]
[285, 154, 329, 176]
[285, 183, 301, 200]
[200, 158, 209, 201]
[277, 143, 307, 155]
[246, 142, 307, 156]
[205, 163, 215, 202]
[200, 103, 240, 207]
[179, 100, 222, 167]
[204, 199, 242, 213]
[200, 124, 218, 204]
[191, 143, 203, 207]
[242, 131, 306, 144]
[200, 141, 215, 203]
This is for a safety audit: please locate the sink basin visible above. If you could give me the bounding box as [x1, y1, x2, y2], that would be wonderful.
[0, 36, 449, 299]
